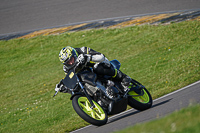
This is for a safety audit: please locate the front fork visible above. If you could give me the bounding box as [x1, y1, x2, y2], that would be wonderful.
[77, 78, 95, 109]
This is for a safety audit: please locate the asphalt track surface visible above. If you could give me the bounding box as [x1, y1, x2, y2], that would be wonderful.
[1, 0, 200, 35]
[71, 81, 200, 133]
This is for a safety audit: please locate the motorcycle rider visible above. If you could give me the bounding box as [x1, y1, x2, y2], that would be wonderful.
[55, 46, 131, 92]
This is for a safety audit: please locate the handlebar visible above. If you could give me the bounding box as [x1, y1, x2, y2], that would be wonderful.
[53, 61, 80, 98]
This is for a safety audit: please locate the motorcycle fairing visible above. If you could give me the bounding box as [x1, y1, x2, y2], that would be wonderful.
[62, 69, 78, 89]
[108, 97, 127, 115]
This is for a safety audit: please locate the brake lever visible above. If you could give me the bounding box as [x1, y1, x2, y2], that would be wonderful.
[53, 91, 59, 97]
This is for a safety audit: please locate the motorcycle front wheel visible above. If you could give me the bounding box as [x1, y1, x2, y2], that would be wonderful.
[72, 95, 108, 126]
[128, 80, 152, 111]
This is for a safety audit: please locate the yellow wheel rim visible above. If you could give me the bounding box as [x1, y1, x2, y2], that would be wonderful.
[128, 89, 150, 103]
[78, 97, 106, 120]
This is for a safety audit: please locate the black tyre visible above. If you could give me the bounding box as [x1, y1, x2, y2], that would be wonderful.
[128, 80, 152, 111]
[72, 95, 108, 126]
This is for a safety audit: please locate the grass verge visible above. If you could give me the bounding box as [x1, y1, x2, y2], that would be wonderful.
[114, 104, 200, 133]
[0, 21, 199, 132]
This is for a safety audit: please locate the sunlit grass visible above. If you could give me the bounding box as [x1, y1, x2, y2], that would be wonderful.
[0, 21, 199, 132]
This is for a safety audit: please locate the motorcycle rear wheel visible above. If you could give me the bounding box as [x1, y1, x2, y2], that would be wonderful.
[128, 80, 152, 111]
[72, 95, 108, 126]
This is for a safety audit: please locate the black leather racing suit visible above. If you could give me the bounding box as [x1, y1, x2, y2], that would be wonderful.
[63, 46, 116, 77]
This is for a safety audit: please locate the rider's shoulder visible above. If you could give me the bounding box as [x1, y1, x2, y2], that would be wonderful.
[76, 47, 91, 54]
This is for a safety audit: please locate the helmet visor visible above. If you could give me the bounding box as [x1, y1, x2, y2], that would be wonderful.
[65, 56, 75, 66]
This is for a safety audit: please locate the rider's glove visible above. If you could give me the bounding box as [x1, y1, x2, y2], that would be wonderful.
[55, 83, 68, 93]
[77, 54, 85, 64]
[55, 84, 61, 92]
[85, 54, 91, 63]
[103, 58, 111, 68]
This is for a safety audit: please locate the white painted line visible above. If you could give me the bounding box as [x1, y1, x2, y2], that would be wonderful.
[70, 80, 200, 133]
[70, 125, 92, 133]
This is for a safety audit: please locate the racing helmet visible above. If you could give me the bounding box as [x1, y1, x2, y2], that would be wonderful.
[59, 46, 78, 69]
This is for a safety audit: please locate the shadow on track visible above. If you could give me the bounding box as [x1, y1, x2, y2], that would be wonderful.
[107, 99, 172, 124]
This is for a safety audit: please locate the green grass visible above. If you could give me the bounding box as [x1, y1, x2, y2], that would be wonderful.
[115, 104, 200, 133]
[0, 21, 200, 132]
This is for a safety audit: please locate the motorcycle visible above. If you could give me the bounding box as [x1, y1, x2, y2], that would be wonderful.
[53, 59, 152, 126]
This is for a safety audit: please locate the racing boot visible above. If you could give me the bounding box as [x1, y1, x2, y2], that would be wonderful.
[113, 70, 132, 91]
